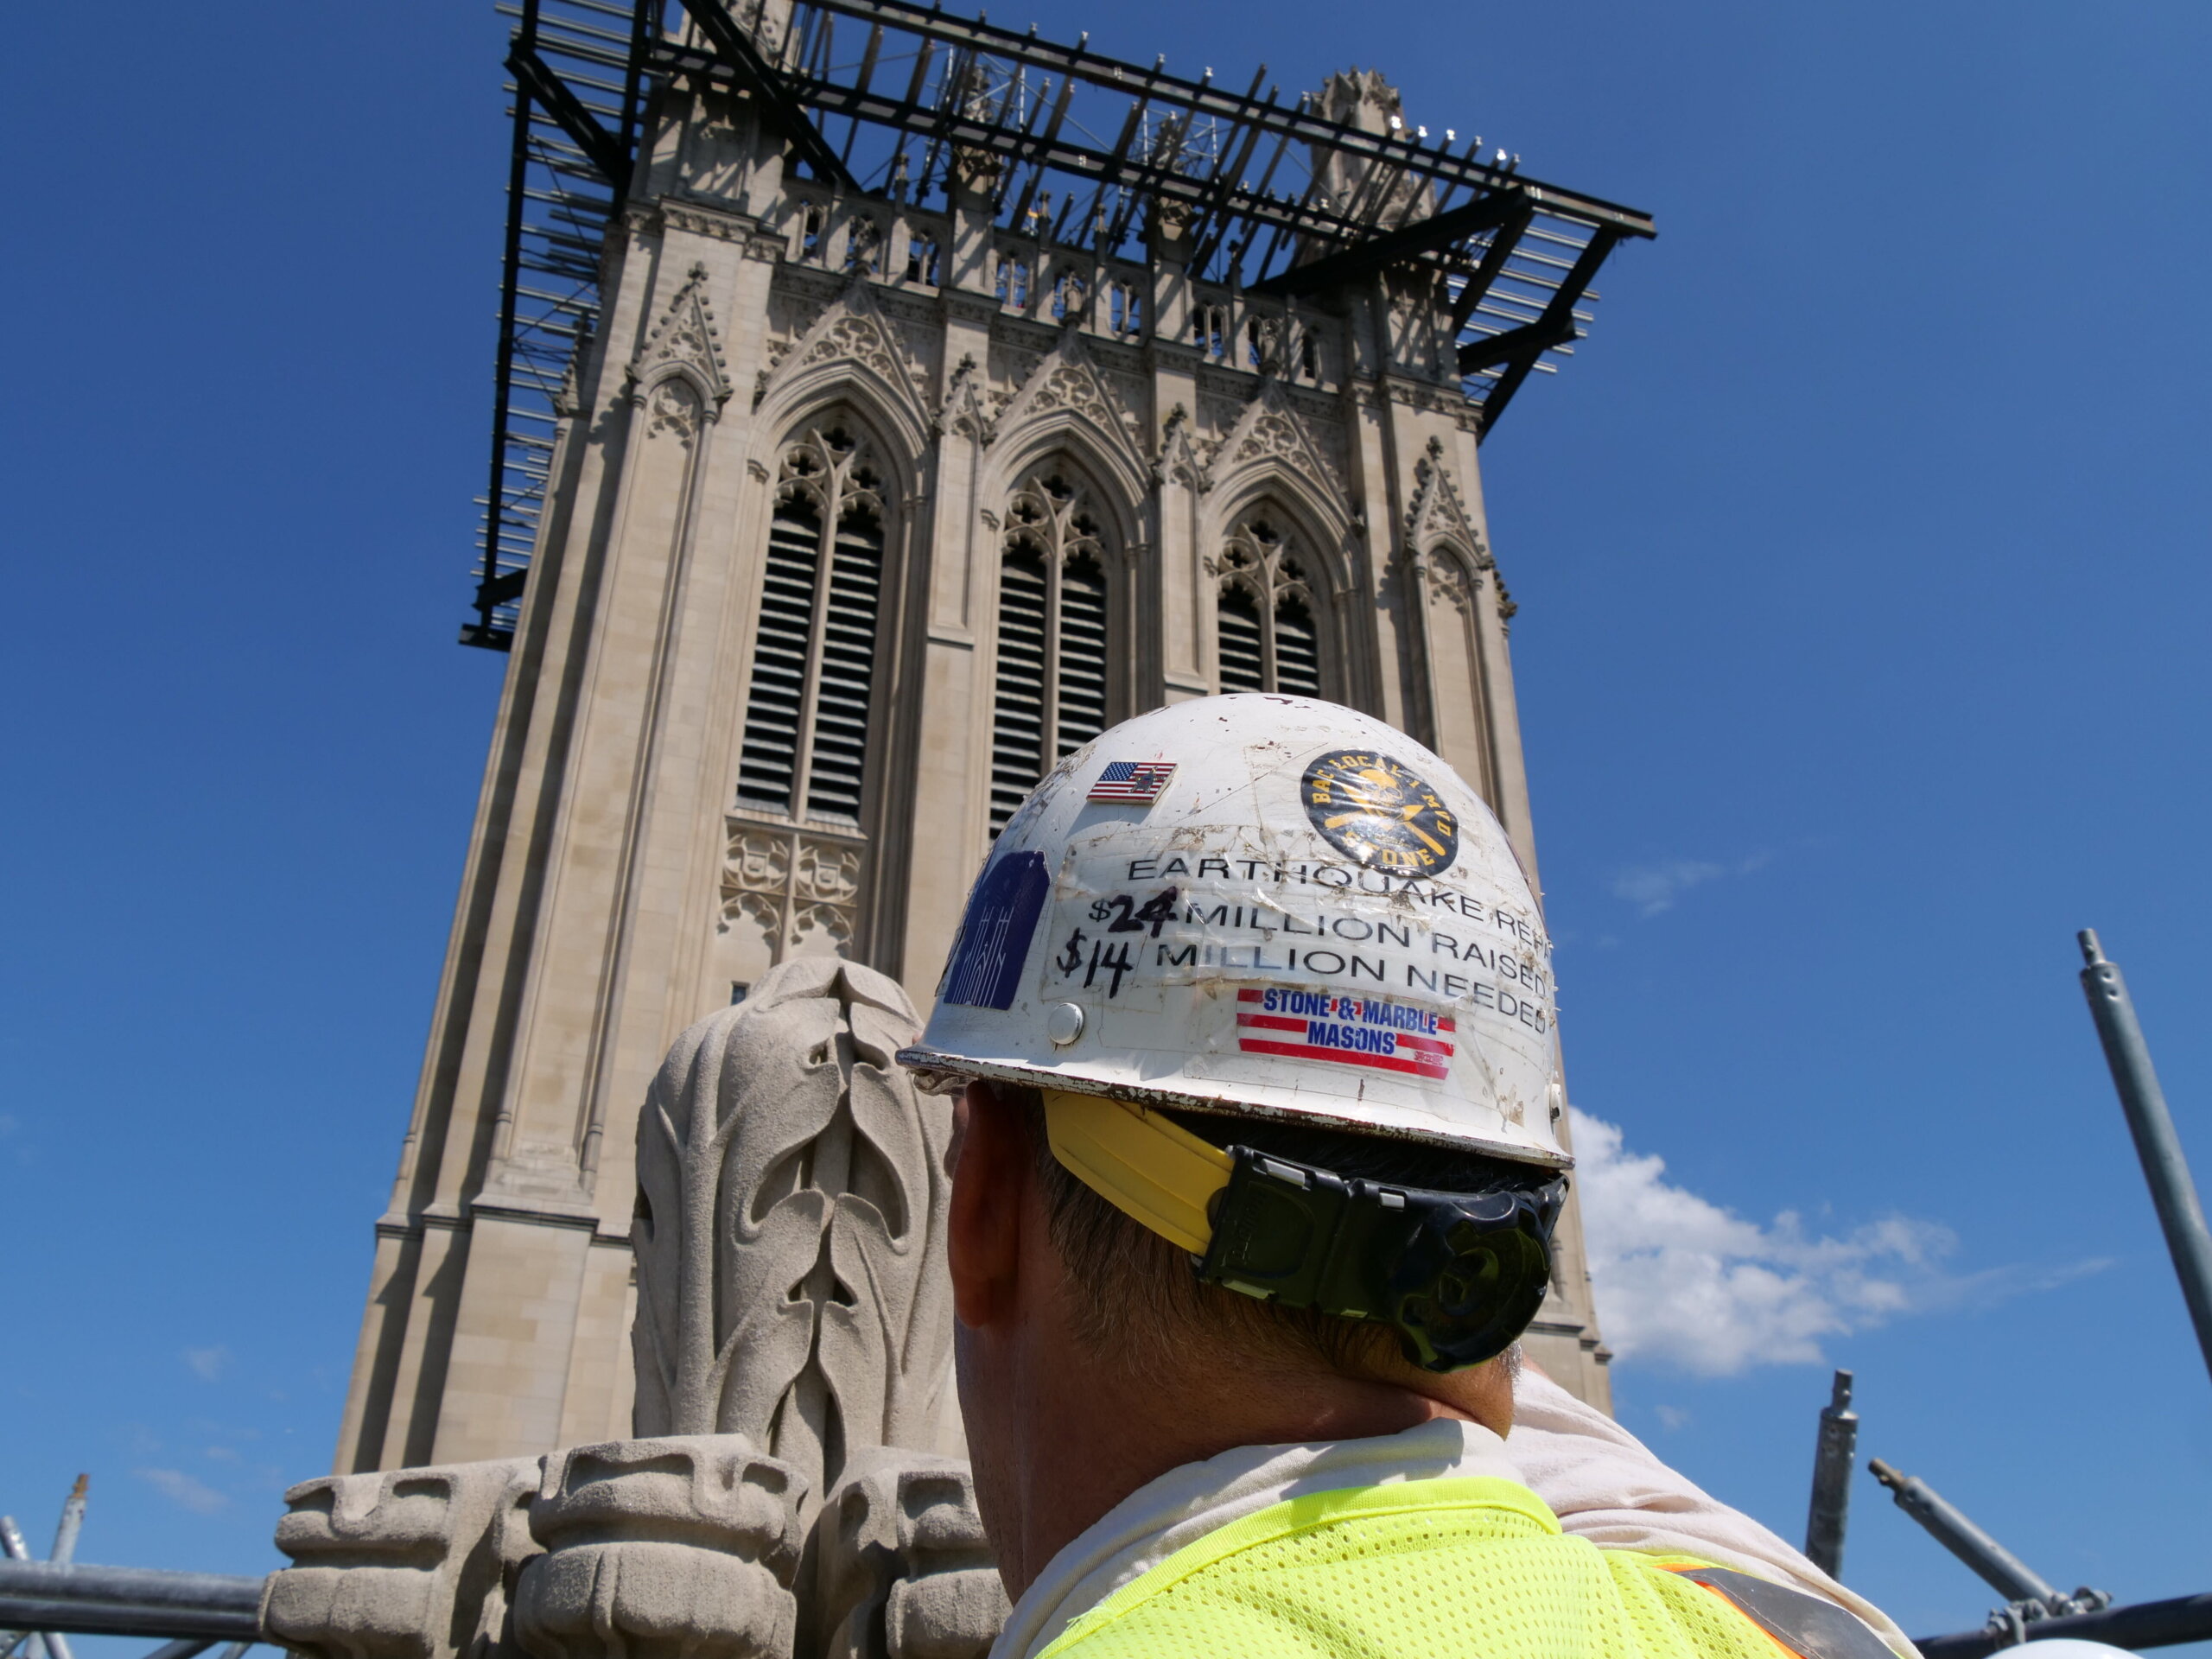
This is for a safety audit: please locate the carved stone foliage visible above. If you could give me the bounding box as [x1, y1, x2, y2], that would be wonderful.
[264, 1459, 542, 1659]
[630, 960, 955, 1528]
[630, 264, 732, 410]
[995, 334, 1141, 446]
[1211, 383, 1347, 502]
[990, 332, 1148, 499]
[812, 1450, 1007, 1659]
[646, 379, 705, 447]
[758, 276, 932, 429]
[1404, 435, 1499, 621]
[512, 1437, 806, 1659]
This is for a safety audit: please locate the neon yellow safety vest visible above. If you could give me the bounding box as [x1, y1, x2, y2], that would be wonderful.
[1037, 1478, 1896, 1659]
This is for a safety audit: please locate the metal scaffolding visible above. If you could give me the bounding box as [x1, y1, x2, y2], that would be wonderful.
[466, 0, 1656, 647]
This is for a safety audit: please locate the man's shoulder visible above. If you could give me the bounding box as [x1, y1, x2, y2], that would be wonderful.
[1039, 1478, 1885, 1659]
[1038, 1476, 1588, 1659]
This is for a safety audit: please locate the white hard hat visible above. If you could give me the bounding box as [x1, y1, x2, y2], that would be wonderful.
[900, 695, 1567, 1171]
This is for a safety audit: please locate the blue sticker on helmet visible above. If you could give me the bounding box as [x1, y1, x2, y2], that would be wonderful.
[942, 850, 1051, 1010]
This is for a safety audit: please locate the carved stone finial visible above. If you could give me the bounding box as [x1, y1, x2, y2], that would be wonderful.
[630, 958, 957, 1523]
[1154, 403, 1211, 493]
[934, 353, 995, 444]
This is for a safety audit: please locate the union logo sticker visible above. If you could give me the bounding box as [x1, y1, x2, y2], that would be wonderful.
[1300, 750, 1459, 876]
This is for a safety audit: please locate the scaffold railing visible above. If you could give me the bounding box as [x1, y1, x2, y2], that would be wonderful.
[467, 0, 1655, 648]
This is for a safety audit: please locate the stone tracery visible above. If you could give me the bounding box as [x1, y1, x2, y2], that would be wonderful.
[990, 467, 1114, 833]
[1213, 511, 1324, 697]
[728, 420, 889, 964]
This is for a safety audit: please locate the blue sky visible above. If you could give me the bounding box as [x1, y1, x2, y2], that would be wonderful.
[3, 0, 2208, 1647]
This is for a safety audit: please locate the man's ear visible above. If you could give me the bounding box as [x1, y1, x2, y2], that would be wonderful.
[948, 1080, 1027, 1328]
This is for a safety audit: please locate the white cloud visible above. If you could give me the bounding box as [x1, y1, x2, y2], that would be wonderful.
[1611, 852, 1772, 918]
[1654, 1405, 1691, 1431]
[1572, 1109, 1963, 1375]
[1611, 860, 1726, 917]
[182, 1345, 232, 1382]
[137, 1468, 228, 1515]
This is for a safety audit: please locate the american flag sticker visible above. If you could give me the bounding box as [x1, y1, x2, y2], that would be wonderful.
[1089, 760, 1177, 804]
[1236, 988, 1455, 1081]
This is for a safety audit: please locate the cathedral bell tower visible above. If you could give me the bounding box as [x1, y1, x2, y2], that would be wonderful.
[335, 0, 1654, 1471]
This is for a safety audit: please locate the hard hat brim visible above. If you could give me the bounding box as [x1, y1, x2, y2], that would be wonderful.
[895, 1044, 1574, 1171]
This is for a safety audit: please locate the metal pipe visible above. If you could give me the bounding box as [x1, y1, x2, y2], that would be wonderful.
[38, 1482, 85, 1659]
[1804, 1370, 1858, 1580]
[1867, 1459, 2060, 1606]
[2078, 929, 2212, 1390]
[45, 1485, 83, 1571]
[1916, 1592, 2212, 1659]
[0, 1565, 264, 1642]
[138, 1641, 218, 1659]
[0, 1517, 46, 1659]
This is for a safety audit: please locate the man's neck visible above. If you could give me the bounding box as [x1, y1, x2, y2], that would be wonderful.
[987, 1342, 1501, 1601]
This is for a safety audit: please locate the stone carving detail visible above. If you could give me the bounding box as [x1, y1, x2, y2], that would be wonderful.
[1403, 435, 1484, 555]
[1318, 71, 1428, 232]
[1196, 391, 1244, 438]
[646, 379, 704, 446]
[933, 354, 995, 445]
[1154, 404, 1211, 491]
[759, 275, 932, 418]
[1404, 435, 1502, 621]
[800, 315, 906, 387]
[1421, 553, 1478, 617]
[1210, 515, 1316, 609]
[984, 344, 1046, 416]
[630, 960, 957, 1525]
[629, 264, 732, 410]
[992, 332, 1147, 488]
[264, 1458, 541, 1659]
[812, 1450, 1008, 1659]
[1211, 383, 1346, 500]
[512, 1437, 805, 1659]
[721, 828, 866, 957]
[266, 971, 1000, 1659]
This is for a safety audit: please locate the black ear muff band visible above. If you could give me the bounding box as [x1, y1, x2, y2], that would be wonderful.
[1193, 1146, 1565, 1372]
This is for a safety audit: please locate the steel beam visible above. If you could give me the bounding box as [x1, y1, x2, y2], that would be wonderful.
[508, 43, 630, 181]
[1916, 1594, 2212, 1659]
[1471, 226, 1619, 432]
[1247, 186, 1551, 298]
[677, 0, 855, 189]
[791, 0, 1655, 237]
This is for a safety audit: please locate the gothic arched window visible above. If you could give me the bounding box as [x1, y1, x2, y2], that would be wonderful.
[990, 470, 1112, 834]
[736, 423, 887, 823]
[1216, 514, 1323, 696]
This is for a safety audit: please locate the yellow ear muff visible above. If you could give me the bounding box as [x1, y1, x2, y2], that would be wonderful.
[1042, 1090, 1234, 1255]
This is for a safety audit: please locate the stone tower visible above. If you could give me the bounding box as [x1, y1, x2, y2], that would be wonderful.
[334, 0, 1651, 1472]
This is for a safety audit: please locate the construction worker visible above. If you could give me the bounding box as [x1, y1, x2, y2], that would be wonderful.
[901, 695, 1911, 1659]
